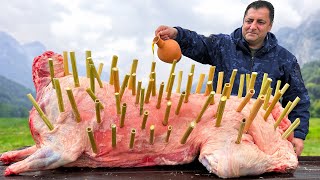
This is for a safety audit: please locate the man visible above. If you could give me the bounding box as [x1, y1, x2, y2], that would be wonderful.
[155, 0, 310, 156]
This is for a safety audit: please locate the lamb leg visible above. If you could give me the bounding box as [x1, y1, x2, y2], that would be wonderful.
[4, 146, 80, 176]
[0, 145, 37, 165]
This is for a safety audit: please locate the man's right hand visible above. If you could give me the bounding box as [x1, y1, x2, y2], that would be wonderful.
[155, 25, 178, 40]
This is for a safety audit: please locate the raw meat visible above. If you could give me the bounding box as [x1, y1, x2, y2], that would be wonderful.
[0, 51, 298, 178]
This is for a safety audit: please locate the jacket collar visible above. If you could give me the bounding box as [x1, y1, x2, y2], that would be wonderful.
[231, 27, 278, 56]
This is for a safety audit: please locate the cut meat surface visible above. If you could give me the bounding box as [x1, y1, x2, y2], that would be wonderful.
[0, 51, 298, 178]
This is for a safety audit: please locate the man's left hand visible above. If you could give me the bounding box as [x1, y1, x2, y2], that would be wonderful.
[292, 138, 304, 156]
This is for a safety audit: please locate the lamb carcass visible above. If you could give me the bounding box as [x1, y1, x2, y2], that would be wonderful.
[0, 51, 298, 178]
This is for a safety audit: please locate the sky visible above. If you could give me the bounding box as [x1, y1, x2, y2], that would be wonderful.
[1, 0, 320, 87]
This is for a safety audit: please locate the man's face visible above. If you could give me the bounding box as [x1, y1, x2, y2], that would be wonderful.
[242, 7, 272, 49]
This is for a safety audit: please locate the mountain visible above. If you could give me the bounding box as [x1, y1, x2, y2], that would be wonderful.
[0, 75, 34, 117]
[0, 31, 46, 90]
[275, 11, 320, 65]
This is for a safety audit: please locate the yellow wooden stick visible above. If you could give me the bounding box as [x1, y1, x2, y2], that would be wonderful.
[140, 88, 145, 116]
[260, 78, 272, 96]
[156, 82, 165, 109]
[180, 121, 195, 144]
[48, 58, 55, 89]
[244, 95, 265, 133]
[69, 51, 80, 87]
[165, 125, 173, 143]
[184, 73, 193, 103]
[166, 60, 177, 92]
[97, 62, 104, 77]
[235, 119, 246, 144]
[221, 83, 231, 97]
[95, 99, 101, 123]
[141, 111, 149, 130]
[215, 96, 227, 127]
[145, 78, 154, 103]
[135, 81, 142, 104]
[87, 127, 97, 153]
[204, 81, 213, 96]
[151, 72, 157, 96]
[190, 64, 195, 74]
[66, 88, 81, 123]
[62, 51, 70, 76]
[175, 91, 186, 115]
[27, 94, 54, 130]
[112, 67, 120, 93]
[86, 88, 104, 109]
[248, 72, 257, 91]
[111, 124, 116, 148]
[274, 101, 292, 129]
[162, 101, 172, 126]
[207, 66, 216, 83]
[128, 59, 138, 89]
[176, 70, 183, 93]
[195, 92, 214, 123]
[263, 87, 273, 110]
[246, 73, 250, 93]
[280, 83, 290, 94]
[109, 55, 118, 85]
[259, 73, 268, 95]
[210, 91, 215, 105]
[195, 74, 205, 94]
[90, 64, 95, 93]
[227, 69, 238, 98]
[119, 74, 130, 100]
[216, 72, 224, 94]
[264, 90, 284, 120]
[131, 73, 136, 95]
[129, 128, 136, 149]
[238, 74, 245, 98]
[115, 93, 121, 115]
[274, 80, 281, 96]
[287, 97, 301, 115]
[282, 118, 300, 139]
[149, 125, 155, 145]
[120, 103, 127, 127]
[166, 73, 175, 100]
[53, 78, 64, 112]
[85, 50, 92, 78]
[87, 58, 103, 88]
[236, 89, 255, 112]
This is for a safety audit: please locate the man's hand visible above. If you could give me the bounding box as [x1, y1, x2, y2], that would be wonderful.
[292, 138, 304, 156]
[155, 25, 178, 40]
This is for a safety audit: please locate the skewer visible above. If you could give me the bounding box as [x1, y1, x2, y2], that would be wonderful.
[128, 59, 139, 89]
[165, 125, 173, 143]
[235, 119, 246, 144]
[150, 72, 157, 96]
[166, 60, 177, 92]
[190, 64, 195, 74]
[236, 89, 255, 112]
[259, 73, 268, 96]
[62, 51, 70, 76]
[248, 72, 257, 91]
[195, 92, 214, 123]
[87, 58, 103, 88]
[48, 58, 55, 89]
[120, 103, 127, 127]
[216, 72, 224, 94]
[135, 81, 142, 104]
[85, 50, 92, 78]
[69, 51, 80, 87]
[129, 128, 136, 149]
[175, 91, 186, 115]
[115, 93, 121, 115]
[27, 94, 54, 130]
[111, 124, 116, 148]
[156, 82, 165, 109]
[141, 111, 149, 130]
[119, 74, 130, 100]
[221, 83, 231, 97]
[66, 88, 81, 123]
[53, 78, 64, 112]
[149, 125, 155, 145]
[238, 74, 245, 98]
[162, 101, 172, 126]
[264, 90, 284, 120]
[259, 78, 272, 96]
[140, 88, 145, 115]
[131, 73, 136, 95]
[176, 70, 183, 93]
[90, 64, 95, 93]
[95, 99, 101, 123]
[86, 88, 104, 109]
[195, 74, 205, 94]
[207, 66, 216, 83]
[112, 67, 120, 93]
[274, 80, 281, 96]
[184, 73, 193, 103]
[263, 87, 273, 110]
[243, 95, 265, 133]
[204, 81, 213, 96]
[280, 83, 290, 94]
[210, 91, 215, 105]
[246, 74, 250, 93]
[145, 78, 154, 103]
[180, 121, 195, 144]
[87, 127, 98, 154]
[97, 62, 104, 77]
[274, 101, 292, 129]
[166, 73, 175, 100]
[287, 97, 301, 115]
[282, 118, 300, 139]
[109, 55, 118, 85]
[227, 69, 238, 98]
[215, 96, 227, 127]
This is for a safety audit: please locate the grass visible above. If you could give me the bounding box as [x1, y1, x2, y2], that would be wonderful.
[0, 118, 319, 155]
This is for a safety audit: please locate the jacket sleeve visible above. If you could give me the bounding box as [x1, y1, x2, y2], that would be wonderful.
[281, 57, 310, 140]
[174, 26, 221, 65]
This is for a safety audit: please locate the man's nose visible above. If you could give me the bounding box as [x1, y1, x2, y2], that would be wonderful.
[250, 21, 258, 30]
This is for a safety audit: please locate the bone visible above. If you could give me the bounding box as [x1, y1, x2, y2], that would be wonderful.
[128, 59, 138, 89]
[95, 99, 101, 123]
[216, 72, 224, 94]
[244, 95, 265, 133]
[235, 119, 246, 144]
[129, 128, 136, 149]
[166, 60, 177, 92]
[135, 81, 142, 104]
[274, 101, 292, 129]
[141, 111, 149, 130]
[145, 78, 154, 103]
[87, 127, 98, 154]
[115, 93, 121, 115]
[215, 96, 227, 127]
[176, 70, 183, 93]
[62, 51, 70, 76]
[156, 82, 165, 109]
[162, 101, 172, 126]
[195, 92, 214, 123]
[282, 118, 300, 139]
[109, 55, 118, 85]
[69, 51, 80, 87]
[165, 125, 172, 143]
[112, 67, 120, 93]
[166, 73, 175, 100]
[53, 78, 64, 112]
[238, 74, 245, 98]
[120, 74, 130, 100]
[184, 73, 193, 103]
[111, 124, 116, 148]
[237, 89, 255, 112]
[48, 58, 55, 89]
[195, 73, 205, 93]
[120, 103, 127, 127]
[175, 91, 186, 115]
[86, 88, 104, 109]
[180, 121, 195, 144]
[66, 88, 81, 123]
[27, 94, 54, 131]
[149, 125, 155, 145]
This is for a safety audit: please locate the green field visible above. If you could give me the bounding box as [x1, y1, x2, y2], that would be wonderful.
[0, 118, 319, 155]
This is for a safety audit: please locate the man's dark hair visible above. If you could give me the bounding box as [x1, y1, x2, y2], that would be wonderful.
[244, 0, 274, 23]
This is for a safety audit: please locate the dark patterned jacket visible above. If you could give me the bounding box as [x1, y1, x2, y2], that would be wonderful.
[174, 26, 310, 140]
